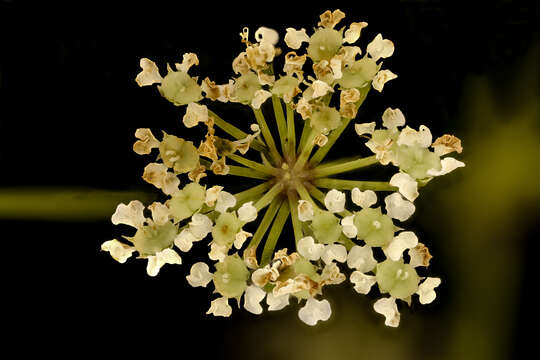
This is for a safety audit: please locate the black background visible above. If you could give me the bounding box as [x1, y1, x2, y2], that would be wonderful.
[1, 0, 538, 358]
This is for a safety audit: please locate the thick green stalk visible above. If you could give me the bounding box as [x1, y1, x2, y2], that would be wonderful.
[297, 119, 311, 154]
[312, 155, 378, 178]
[287, 192, 304, 246]
[234, 182, 271, 204]
[295, 182, 314, 204]
[199, 159, 269, 180]
[313, 178, 397, 191]
[247, 198, 282, 249]
[252, 107, 282, 163]
[271, 96, 288, 156]
[293, 129, 317, 171]
[208, 109, 266, 153]
[254, 182, 284, 211]
[286, 103, 296, 159]
[227, 153, 276, 175]
[260, 200, 290, 266]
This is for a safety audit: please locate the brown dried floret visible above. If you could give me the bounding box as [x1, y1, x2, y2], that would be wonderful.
[432, 134, 463, 156]
[318, 9, 346, 29]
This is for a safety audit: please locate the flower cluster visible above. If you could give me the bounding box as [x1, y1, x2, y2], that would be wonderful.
[101, 9, 464, 327]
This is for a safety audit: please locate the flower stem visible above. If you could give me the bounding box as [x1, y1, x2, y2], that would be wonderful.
[297, 119, 311, 154]
[312, 155, 378, 178]
[247, 197, 282, 250]
[295, 181, 314, 204]
[271, 95, 288, 156]
[234, 181, 272, 204]
[208, 109, 266, 153]
[287, 192, 303, 246]
[260, 200, 290, 266]
[254, 182, 284, 211]
[252, 107, 282, 164]
[199, 159, 269, 180]
[286, 103, 296, 159]
[227, 153, 277, 175]
[293, 129, 316, 171]
[313, 178, 397, 191]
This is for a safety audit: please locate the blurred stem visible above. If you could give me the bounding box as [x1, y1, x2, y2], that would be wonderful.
[260, 200, 290, 266]
[208, 109, 266, 153]
[312, 155, 378, 178]
[313, 178, 397, 191]
[272, 95, 288, 156]
[252, 107, 281, 163]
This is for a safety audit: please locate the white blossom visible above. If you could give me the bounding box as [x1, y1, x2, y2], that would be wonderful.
[385, 231, 418, 261]
[244, 285, 267, 315]
[324, 189, 346, 213]
[354, 122, 376, 136]
[146, 248, 182, 277]
[174, 229, 197, 252]
[284, 28, 310, 49]
[205, 185, 223, 207]
[186, 262, 213, 287]
[189, 213, 213, 240]
[390, 172, 419, 202]
[101, 239, 135, 263]
[397, 125, 433, 148]
[175, 52, 199, 73]
[135, 58, 162, 87]
[372, 69, 397, 92]
[426, 157, 465, 176]
[341, 215, 358, 238]
[215, 191, 236, 213]
[321, 244, 347, 264]
[416, 277, 441, 304]
[382, 107, 406, 129]
[298, 298, 332, 326]
[234, 230, 252, 249]
[347, 245, 377, 272]
[351, 188, 377, 208]
[111, 200, 145, 229]
[207, 297, 232, 317]
[148, 202, 170, 225]
[251, 89, 272, 109]
[183, 102, 208, 128]
[343, 22, 368, 44]
[297, 200, 314, 222]
[350, 271, 376, 294]
[373, 297, 400, 327]
[133, 128, 159, 155]
[367, 34, 395, 61]
[209, 243, 228, 262]
[297, 236, 325, 261]
[384, 192, 415, 221]
[312, 80, 334, 98]
[267, 292, 290, 311]
[238, 201, 257, 222]
[255, 26, 279, 46]
[142, 163, 180, 195]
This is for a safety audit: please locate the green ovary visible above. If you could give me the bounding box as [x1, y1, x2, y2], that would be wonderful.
[338, 57, 378, 89]
[376, 259, 420, 299]
[159, 133, 199, 174]
[213, 254, 250, 298]
[212, 212, 242, 247]
[234, 72, 261, 104]
[158, 71, 203, 106]
[168, 182, 206, 222]
[131, 221, 177, 256]
[307, 28, 343, 62]
[310, 105, 342, 133]
[396, 145, 442, 179]
[353, 207, 395, 247]
[311, 210, 342, 244]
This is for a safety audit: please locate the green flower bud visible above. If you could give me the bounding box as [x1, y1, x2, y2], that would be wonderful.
[159, 133, 199, 174]
[307, 28, 343, 62]
[168, 182, 206, 222]
[130, 220, 177, 256]
[396, 145, 442, 179]
[158, 71, 203, 106]
[234, 72, 261, 104]
[212, 212, 242, 247]
[353, 207, 395, 247]
[310, 105, 342, 133]
[376, 259, 420, 299]
[338, 57, 378, 89]
[311, 210, 342, 244]
[213, 254, 250, 298]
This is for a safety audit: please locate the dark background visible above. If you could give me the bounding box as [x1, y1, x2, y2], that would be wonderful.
[1, 1, 539, 358]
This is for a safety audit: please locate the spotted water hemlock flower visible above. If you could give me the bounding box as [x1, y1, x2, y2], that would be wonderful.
[101, 9, 464, 327]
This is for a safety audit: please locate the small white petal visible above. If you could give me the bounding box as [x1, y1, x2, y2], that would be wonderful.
[351, 188, 377, 208]
[238, 201, 258, 222]
[384, 192, 415, 221]
[416, 277, 441, 304]
[426, 157, 465, 176]
[251, 89, 272, 109]
[207, 297, 232, 317]
[367, 34, 395, 61]
[372, 69, 397, 92]
[297, 200, 314, 222]
[373, 297, 400, 327]
[255, 26, 279, 46]
[101, 239, 135, 263]
[350, 271, 376, 294]
[312, 80, 334, 98]
[297, 236, 325, 261]
[298, 298, 332, 326]
[174, 229, 197, 252]
[135, 58, 162, 87]
[189, 213, 213, 240]
[397, 125, 433, 148]
[385, 231, 418, 261]
[347, 245, 377, 272]
[284, 28, 310, 49]
[382, 107, 406, 129]
[321, 244, 347, 264]
[343, 22, 368, 44]
[183, 102, 208, 128]
[341, 215, 358, 238]
[234, 230, 252, 249]
[267, 292, 290, 311]
[244, 285, 267, 315]
[148, 202, 170, 225]
[355, 122, 376, 136]
[186, 262, 213, 287]
[111, 200, 146, 229]
[146, 248, 181, 277]
[175, 53, 199, 73]
[205, 185, 223, 207]
[209, 243, 228, 262]
[215, 191, 236, 213]
[389, 172, 419, 202]
[324, 189, 346, 213]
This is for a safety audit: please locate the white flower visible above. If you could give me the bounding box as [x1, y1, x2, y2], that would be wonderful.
[244, 285, 267, 315]
[238, 201, 257, 222]
[135, 58, 162, 87]
[101, 239, 135, 263]
[384, 192, 415, 221]
[146, 248, 182, 277]
[343, 22, 368, 44]
[321, 244, 347, 264]
[351, 188, 377, 208]
[215, 191, 236, 213]
[148, 202, 170, 225]
[255, 26, 279, 46]
[416, 277, 441, 304]
[297, 200, 314, 222]
[298, 298, 332, 326]
[189, 213, 213, 240]
[426, 157, 465, 176]
[372, 69, 397, 92]
[207, 297, 232, 317]
[341, 215, 358, 238]
[367, 34, 395, 61]
[251, 89, 272, 109]
[312, 80, 334, 98]
[397, 125, 433, 148]
[330, 57, 342, 80]
[373, 297, 400, 327]
[175, 52, 199, 73]
[385, 231, 418, 261]
[234, 230, 252, 249]
[347, 245, 377, 272]
[205, 185, 223, 207]
[142, 163, 180, 195]
[186, 262, 213, 287]
[267, 292, 290, 311]
[324, 189, 346, 213]
[209, 243, 228, 262]
[354, 122, 376, 136]
[382, 107, 406, 129]
[133, 128, 160, 155]
[297, 236, 325, 261]
[284, 28, 310, 49]
[350, 271, 376, 294]
[183, 102, 208, 128]
[174, 229, 197, 252]
[111, 200, 145, 229]
[389, 172, 419, 202]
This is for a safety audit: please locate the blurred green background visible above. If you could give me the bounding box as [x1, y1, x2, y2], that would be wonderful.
[1, 1, 538, 358]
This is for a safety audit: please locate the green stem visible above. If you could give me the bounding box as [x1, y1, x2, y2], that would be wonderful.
[286, 103, 296, 159]
[287, 192, 304, 246]
[293, 129, 317, 171]
[200, 159, 269, 180]
[271, 95, 288, 156]
[252, 107, 282, 163]
[260, 200, 290, 266]
[295, 182, 314, 204]
[247, 198, 282, 250]
[297, 119, 311, 154]
[234, 182, 271, 204]
[227, 153, 276, 175]
[313, 178, 397, 191]
[254, 182, 284, 211]
[312, 155, 378, 178]
[208, 109, 266, 153]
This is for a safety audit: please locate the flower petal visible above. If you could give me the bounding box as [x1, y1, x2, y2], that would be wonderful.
[267, 292, 290, 311]
[297, 200, 314, 222]
[186, 262, 213, 287]
[238, 201, 258, 222]
[372, 69, 397, 92]
[373, 297, 400, 327]
[111, 200, 145, 229]
[347, 245, 377, 272]
[297, 236, 325, 261]
[426, 157, 465, 176]
[384, 192, 415, 221]
[135, 58, 163, 87]
[389, 172, 419, 202]
[351, 188, 377, 208]
[101, 239, 135, 263]
[385, 231, 418, 261]
[321, 244, 347, 264]
[382, 107, 405, 129]
[207, 297, 232, 317]
[355, 122, 376, 136]
[416, 277, 441, 304]
[298, 298, 332, 326]
[350, 271, 376, 294]
[244, 285, 267, 314]
[215, 191, 237, 213]
[284, 28, 310, 49]
[367, 34, 394, 61]
[324, 189, 346, 213]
